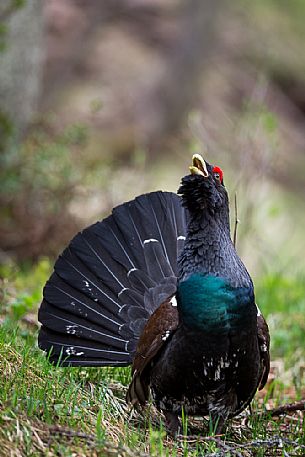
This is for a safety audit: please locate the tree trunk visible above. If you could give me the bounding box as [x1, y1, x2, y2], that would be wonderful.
[0, 0, 45, 139]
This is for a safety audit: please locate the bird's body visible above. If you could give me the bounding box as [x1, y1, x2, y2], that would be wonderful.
[149, 275, 261, 418]
[38, 154, 269, 434]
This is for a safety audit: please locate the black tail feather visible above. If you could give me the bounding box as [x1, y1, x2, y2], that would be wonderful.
[43, 273, 124, 333]
[143, 239, 174, 281]
[56, 249, 123, 314]
[39, 327, 131, 364]
[39, 300, 129, 350]
[127, 268, 156, 296]
[71, 230, 128, 294]
[38, 191, 186, 366]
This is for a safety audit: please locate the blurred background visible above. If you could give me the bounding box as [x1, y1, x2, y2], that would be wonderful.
[1, 0, 305, 274]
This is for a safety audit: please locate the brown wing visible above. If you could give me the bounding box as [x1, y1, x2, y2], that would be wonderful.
[126, 296, 179, 406]
[257, 310, 270, 390]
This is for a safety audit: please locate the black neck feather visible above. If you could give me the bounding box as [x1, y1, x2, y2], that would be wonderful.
[178, 208, 253, 289]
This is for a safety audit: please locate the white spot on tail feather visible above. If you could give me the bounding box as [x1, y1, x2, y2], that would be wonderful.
[177, 235, 186, 241]
[127, 268, 137, 277]
[66, 325, 77, 335]
[65, 346, 84, 357]
[118, 287, 128, 297]
[83, 280, 91, 289]
[143, 238, 158, 244]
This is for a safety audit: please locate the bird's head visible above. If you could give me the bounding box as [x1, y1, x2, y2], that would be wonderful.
[178, 153, 228, 217]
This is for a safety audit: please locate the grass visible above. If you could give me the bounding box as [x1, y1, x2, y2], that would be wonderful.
[0, 259, 304, 456]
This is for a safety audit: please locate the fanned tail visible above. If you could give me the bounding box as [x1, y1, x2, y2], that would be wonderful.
[38, 191, 186, 366]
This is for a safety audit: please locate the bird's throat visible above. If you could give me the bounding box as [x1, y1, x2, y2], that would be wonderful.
[177, 212, 252, 288]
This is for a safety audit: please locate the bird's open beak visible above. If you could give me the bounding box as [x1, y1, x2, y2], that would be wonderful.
[189, 154, 209, 177]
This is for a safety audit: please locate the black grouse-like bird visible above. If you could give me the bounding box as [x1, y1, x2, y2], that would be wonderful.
[38, 154, 270, 434]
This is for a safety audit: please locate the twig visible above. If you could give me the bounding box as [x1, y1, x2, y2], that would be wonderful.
[233, 192, 240, 248]
[235, 437, 305, 451]
[259, 400, 305, 418]
[49, 425, 95, 442]
[177, 435, 243, 457]
[204, 436, 305, 457]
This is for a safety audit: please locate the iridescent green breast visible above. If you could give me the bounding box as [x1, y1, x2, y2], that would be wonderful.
[177, 274, 255, 333]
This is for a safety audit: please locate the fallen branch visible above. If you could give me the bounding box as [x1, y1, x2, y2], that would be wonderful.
[177, 435, 243, 457]
[176, 434, 305, 457]
[260, 400, 305, 418]
[177, 435, 305, 457]
[202, 437, 303, 457]
[49, 425, 95, 442]
[232, 436, 305, 452]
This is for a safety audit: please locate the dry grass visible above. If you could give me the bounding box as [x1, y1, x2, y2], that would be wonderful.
[0, 261, 304, 456]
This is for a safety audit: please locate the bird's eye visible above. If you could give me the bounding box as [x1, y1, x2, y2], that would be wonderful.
[212, 166, 224, 184]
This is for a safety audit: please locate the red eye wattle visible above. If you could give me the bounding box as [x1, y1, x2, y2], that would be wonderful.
[212, 166, 224, 183]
